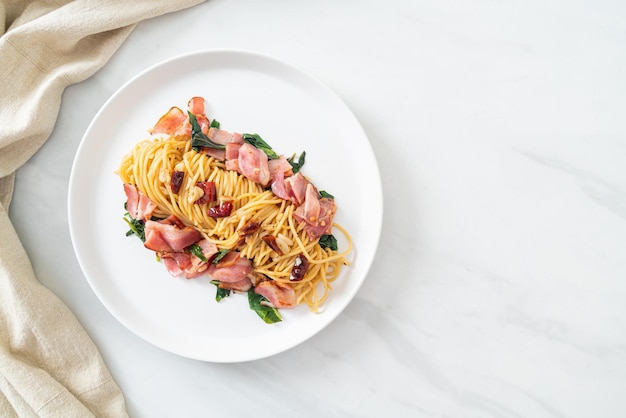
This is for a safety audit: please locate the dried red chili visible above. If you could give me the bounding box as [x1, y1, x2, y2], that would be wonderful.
[170, 171, 184, 194]
[208, 200, 233, 218]
[290, 254, 309, 282]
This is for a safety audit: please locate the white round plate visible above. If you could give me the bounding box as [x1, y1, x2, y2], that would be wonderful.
[68, 49, 382, 362]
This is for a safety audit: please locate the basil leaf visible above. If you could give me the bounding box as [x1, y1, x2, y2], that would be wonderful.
[188, 111, 225, 151]
[210, 119, 220, 129]
[211, 280, 231, 302]
[123, 212, 145, 242]
[319, 190, 334, 199]
[248, 290, 282, 324]
[287, 151, 306, 173]
[189, 244, 207, 262]
[212, 248, 230, 264]
[242, 133, 279, 160]
[319, 234, 338, 251]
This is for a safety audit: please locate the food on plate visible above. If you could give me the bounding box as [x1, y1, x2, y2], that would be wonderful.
[117, 96, 352, 323]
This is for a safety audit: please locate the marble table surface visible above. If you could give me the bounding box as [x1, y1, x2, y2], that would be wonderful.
[10, 0, 626, 416]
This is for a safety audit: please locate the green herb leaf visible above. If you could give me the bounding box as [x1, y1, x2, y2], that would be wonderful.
[210, 119, 220, 129]
[212, 248, 230, 264]
[248, 289, 282, 324]
[319, 190, 334, 199]
[211, 280, 231, 302]
[319, 234, 338, 251]
[123, 212, 146, 242]
[188, 111, 225, 151]
[189, 244, 207, 262]
[287, 151, 306, 173]
[242, 133, 279, 160]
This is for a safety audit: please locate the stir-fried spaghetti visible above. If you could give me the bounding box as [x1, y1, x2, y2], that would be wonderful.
[117, 106, 352, 315]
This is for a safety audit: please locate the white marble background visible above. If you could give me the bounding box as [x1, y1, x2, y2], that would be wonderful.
[10, 0, 626, 416]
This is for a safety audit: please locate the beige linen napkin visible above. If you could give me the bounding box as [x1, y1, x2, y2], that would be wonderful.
[0, 1, 204, 416]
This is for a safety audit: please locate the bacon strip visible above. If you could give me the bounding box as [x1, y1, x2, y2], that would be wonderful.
[187, 96, 206, 115]
[254, 280, 297, 309]
[207, 252, 253, 283]
[207, 128, 244, 145]
[162, 251, 208, 279]
[224, 142, 242, 171]
[225, 142, 242, 160]
[159, 239, 218, 279]
[200, 148, 226, 161]
[150, 97, 213, 138]
[188, 96, 210, 135]
[144, 217, 201, 252]
[217, 277, 252, 292]
[293, 184, 337, 240]
[161, 252, 189, 277]
[281, 172, 309, 205]
[268, 156, 293, 183]
[149, 106, 188, 136]
[124, 183, 156, 221]
[238, 143, 270, 186]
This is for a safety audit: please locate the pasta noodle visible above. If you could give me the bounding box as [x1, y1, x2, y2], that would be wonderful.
[118, 134, 353, 312]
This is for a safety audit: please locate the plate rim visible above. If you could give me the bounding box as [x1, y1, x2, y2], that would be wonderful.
[68, 48, 383, 362]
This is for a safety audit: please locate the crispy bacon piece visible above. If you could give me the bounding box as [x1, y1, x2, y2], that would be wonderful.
[225, 159, 239, 172]
[285, 173, 309, 206]
[187, 96, 206, 115]
[161, 252, 191, 277]
[151, 97, 211, 138]
[270, 172, 309, 205]
[216, 277, 252, 292]
[149, 106, 187, 136]
[188, 96, 210, 136]
[247, 271, 267, 286]
[200, 148, 226, 161]
[254, 280, 297, 309]
[160, 214, 186, 229]
[144, 216, 201, 252]
[269, 167, 337, 239]
[238, 143, 270, 186]
[207, 128, 244, 145]
[225, 142, 242, 160]
[314, 198, 337, 235]
[160, 239, 218, 279]
[301, 184, 320, 222]
[293, 184, 337, 240]
[124, 183, 156, 221]
[268, 156, 293, 182]
[270, 170, 288, 200]
[186, 259, 210, 278]
[224, 142, 242, 172]
[207, 252, 253, 283]
[195, 239, 219, 260]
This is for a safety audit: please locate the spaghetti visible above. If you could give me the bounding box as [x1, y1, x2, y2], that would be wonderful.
[117, 100, 352, 317]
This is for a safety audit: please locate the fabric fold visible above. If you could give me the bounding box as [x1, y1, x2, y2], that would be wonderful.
[0, 0, 206, 416]
[0, 202, 128, 417]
